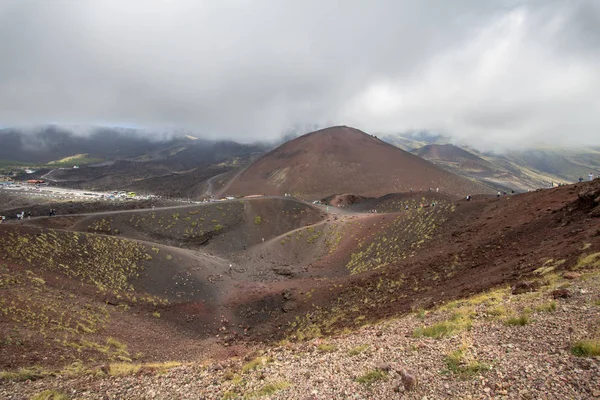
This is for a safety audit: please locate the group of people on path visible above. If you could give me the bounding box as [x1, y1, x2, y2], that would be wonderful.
[15, 211, 31, 220]
[579, 173, 600, 182]
[0, 208, 57, 222]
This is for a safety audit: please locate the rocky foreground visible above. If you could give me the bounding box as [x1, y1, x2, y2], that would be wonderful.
[2, 270, 600, 400]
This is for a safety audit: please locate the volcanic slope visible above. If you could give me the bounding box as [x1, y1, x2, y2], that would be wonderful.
[219, 126, 494, 200]
[2, 182, 600, 396]
[0, 197, 327, 369]
[412, 143, 567, 191]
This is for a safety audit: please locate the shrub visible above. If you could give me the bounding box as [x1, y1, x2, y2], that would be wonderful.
[348, 344, 369, 356]
[254, 215, 262, 225]
[244, 381, 290, 398]
[356, 370, 387, 385]
[0, 367, 45, 382]
[445, 346, 489, 377]
[414, 309, 472, 338]
[571, 339, 600, 357]
[242, 357, 271, 373]
[30, 390, 68, 400]
[505, 314, 530, 326]
[317, 343, 336, 353]
[535, 301, 556, 313]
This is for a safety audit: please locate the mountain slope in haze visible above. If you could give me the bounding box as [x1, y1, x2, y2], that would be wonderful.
[159, 140, 266, 171]
[490, 148, 600, 183]
[411, 144, 543, 191]
[0, 125, 196, 164]
[219, 126, 494, 199]
[381, 131, 449, 152]
[412, 144, 600, 191]
[385, 132, 600, 190]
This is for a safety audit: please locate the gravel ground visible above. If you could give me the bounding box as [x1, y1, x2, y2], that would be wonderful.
[2, 273, 599, 400]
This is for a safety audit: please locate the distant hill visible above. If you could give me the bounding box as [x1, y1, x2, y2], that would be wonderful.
[412, 143, 483, 162]
[219, 126, 493, 199]
[381, 131, 449, 151]
[411, 144, 528, 191]
[385, 133, 600, 190]
[0, 125, 196, 164]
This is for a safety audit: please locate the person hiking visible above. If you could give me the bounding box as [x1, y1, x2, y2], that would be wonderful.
[589, 173, 594, 181]
[579, 176, 584, 183]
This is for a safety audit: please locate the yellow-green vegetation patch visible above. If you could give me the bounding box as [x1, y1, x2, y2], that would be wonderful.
[0, 366, 46, 382]
[30, 390, 68, 400]
[348, 344, 369, 356]
[505, 313, 530, 326]
[533, 259, 566, 276]
[0, 265, 112, 344]
[414, 308, 427, 319]
[571, 339, 600, 357]
[62, 337, 132, 362]
[241, 357, 272, 373]
[109, 361, 181, 376]
[243, 381, 290, 399]
[317, 343, 336, 353]
[414, 309, 473, 339]
[222, 392, 238, 400]
[441, 286, 510, 311]
[445, 343, 489, 378]
[324, 224, 344, 254]
[346, 203, 453, 274]
[88, 218, 115, 234]
[254, 215, 262, 225]
[535, 301, 557, 313]
[574, 252, 600, 270]
[0, 229, 150, 295]
[355, 369, 388, 385]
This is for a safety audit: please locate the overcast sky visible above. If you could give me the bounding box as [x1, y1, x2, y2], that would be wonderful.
[0, 0, 599, 149]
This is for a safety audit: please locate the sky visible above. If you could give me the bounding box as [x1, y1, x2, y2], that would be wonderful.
[0, 0, 599, 149]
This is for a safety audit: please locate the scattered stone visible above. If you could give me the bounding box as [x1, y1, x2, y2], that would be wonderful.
[399, 369, 417, 391]
[100, 364, 110, 375]
[578, 187, 599, 201]
[551, 288, 572, 299]
[512, 281, 539, 295]
[376, 362, 392, 372]
[563, 272, 581, 280]
[274, 267, 295, 277]
[282, 289, 292, 300]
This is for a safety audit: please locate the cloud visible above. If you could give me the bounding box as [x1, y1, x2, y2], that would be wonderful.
[0, 0, 598, 148]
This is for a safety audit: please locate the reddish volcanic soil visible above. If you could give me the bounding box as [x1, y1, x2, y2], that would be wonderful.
[219, 126, 494, 200]
[1, 180, 599, 371]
